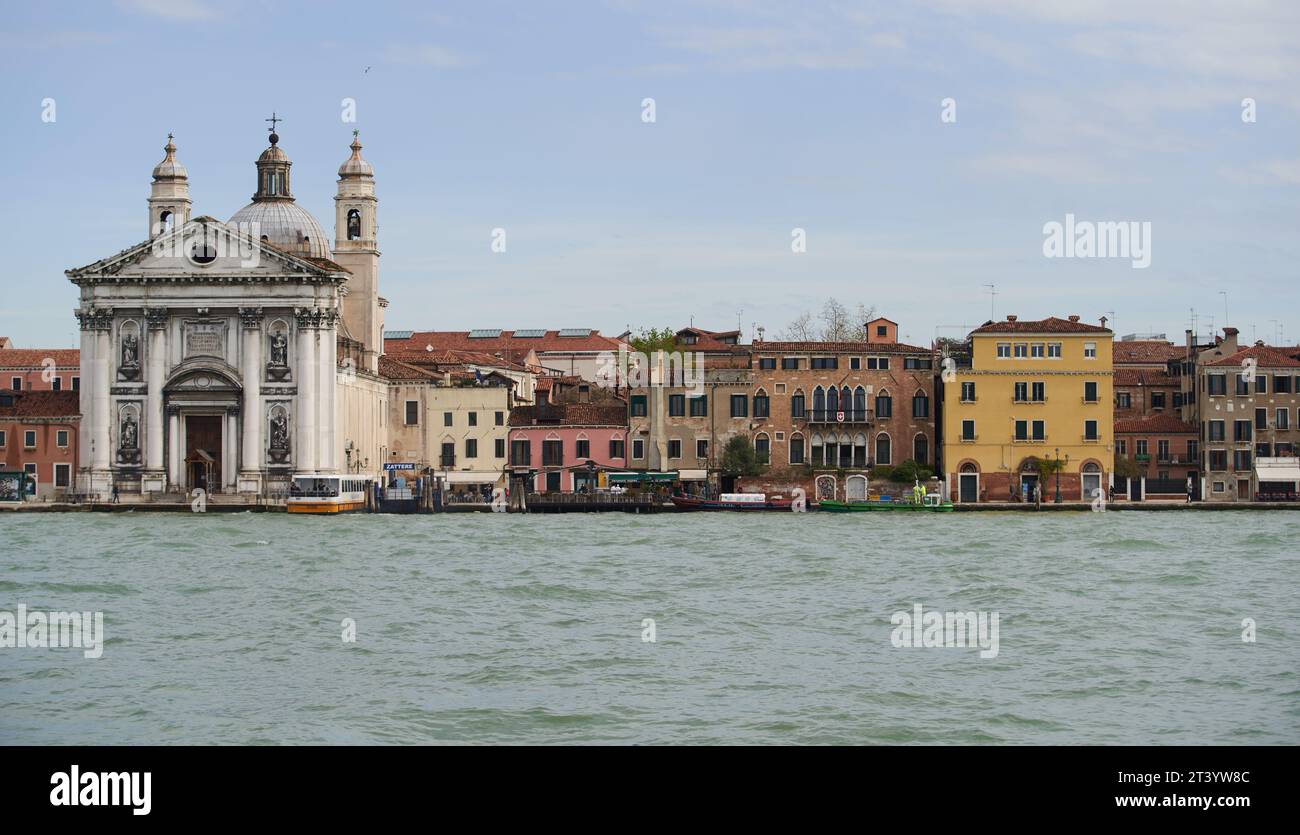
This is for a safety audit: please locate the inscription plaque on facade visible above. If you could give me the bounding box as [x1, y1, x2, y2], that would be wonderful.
[184, 322, 227, 359]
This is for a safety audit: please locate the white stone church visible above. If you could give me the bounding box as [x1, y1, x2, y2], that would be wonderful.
[66, 127, 389, 498]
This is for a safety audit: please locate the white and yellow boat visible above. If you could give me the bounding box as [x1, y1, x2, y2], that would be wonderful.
[286, 475, 374, 514]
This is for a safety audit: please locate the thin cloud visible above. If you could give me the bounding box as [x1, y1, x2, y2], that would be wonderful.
[117, 0, 218, 21]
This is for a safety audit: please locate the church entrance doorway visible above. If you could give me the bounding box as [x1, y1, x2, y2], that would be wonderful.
[185, 414, 223, 493]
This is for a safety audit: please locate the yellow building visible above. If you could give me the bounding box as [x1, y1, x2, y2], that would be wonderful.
[942, 315, 1114, 503]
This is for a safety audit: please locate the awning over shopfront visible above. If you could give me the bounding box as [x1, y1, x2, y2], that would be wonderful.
[443, 471, 504, 484]
[677, 469, 708, 481]
[1255, 458, 1300, 482]
[606, 471, 678, 484]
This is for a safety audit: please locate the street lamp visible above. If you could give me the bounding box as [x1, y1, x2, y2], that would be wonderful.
[1053, 447, 1070, 503]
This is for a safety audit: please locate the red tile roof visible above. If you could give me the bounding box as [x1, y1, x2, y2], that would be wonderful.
[0, 348, 80, 368]
[752, 340, 931, 354]
[1205, 345, 1300, 368]
[1114, 414, 1197, 434]
[378, 356, 436, 381]
[0, 390, 80, 419]
[1113, 369, 1178, 387]
[1113, 340, 1184, 365]
[386, 330, 623, 354]
[509, 403, 627, 427]
[675, 327, 748, 353]
[971, 316, 1111, 335]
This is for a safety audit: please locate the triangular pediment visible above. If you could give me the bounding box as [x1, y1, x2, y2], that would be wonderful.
[66, 217, 349, 284]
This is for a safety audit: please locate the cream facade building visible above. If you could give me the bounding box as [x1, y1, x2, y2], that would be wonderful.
[66, 129, 388, 498]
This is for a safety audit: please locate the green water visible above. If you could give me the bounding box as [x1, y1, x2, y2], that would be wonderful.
[0, 511, 1296, 744]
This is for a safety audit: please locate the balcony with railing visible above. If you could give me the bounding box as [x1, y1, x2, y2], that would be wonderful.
[803, 408, 872, 425]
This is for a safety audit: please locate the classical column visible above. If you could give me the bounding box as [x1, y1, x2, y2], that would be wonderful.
[318, 310, 338, 472]
[295, 308, 318, 473]
[167, 405, 181, 488]
[92, 309, 113, 473]
[145, 308, 168, 478]
[239, 308, 263, 479]
[75, 310, 96, 482]
[224, 406, 239, 491]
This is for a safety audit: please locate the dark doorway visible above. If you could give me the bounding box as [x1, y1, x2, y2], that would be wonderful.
[545, 471, 562, 492]
[959, 472, 978, 503]
[185, 415, 222, 492]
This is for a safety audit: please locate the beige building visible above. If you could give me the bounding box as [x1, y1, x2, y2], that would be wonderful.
[382, 358, 516, 496]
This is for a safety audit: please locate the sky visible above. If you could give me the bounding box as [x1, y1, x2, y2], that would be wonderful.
[1, 0, 1297, 349]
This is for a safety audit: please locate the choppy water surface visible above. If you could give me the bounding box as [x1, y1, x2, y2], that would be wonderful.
[1, 511, 1296, 744]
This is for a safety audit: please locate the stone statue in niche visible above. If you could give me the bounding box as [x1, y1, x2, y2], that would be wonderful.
[267, 330, 291, 382]
[117, 413, 141, 464]
[268, 412, 290, 463]
[118, 332, 141, 381]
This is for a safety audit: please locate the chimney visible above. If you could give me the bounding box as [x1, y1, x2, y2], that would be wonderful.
[1068, 315, 1080, 322]
[1098, 315, 1107, 328]
[1185, 328, 1193, 350]
[1006, 315, 1017, 322]
[1220, 327, 1238, 354]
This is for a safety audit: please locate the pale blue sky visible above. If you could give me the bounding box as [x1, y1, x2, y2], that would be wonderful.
[2, 0, 1297, 348]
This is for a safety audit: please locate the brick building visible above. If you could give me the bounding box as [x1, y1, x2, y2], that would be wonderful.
[1113, 413, 1198, 498]
[628, 327, 753, 491]
[1112, 339, 1183, 421]
[746, 317, 936, 502]
[0, 389, 81, 499]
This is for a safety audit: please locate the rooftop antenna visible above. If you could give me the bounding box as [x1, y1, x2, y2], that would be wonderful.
[1104, 310, 1115, 335]
[982, 284, 997, 320]
[1219, 290, 1229, 328]
[737, 309, 743, 333]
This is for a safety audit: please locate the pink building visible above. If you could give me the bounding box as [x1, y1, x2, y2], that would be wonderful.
[0, 346, 81, 393]
[507, 403, 628, 492]
[0, 390, 81, 499]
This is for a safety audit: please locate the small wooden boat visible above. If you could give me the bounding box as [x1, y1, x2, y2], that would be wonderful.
[819, 494, 954, 512]
[670, 493, 795, 511]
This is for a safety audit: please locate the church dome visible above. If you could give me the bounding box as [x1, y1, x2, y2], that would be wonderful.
[228, 125, 330, 259]
[228, 201, 330, 259]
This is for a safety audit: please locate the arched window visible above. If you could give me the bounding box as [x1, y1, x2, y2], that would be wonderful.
[913, 434, 929, 465]
[754, 433, 770, 464]
[789, 432, 805, 464]
[158, 210, 173, 233]
[811, 433, 824, 466]
[853, 433, 867, 468]
[791, 390, 805, 418]
[853, 386, 866, 420]
[824, 432, 838, 467]
[347, 209, 362, 240]
[875, 389, 892, 418]
[826, 386, 839, 414]
[912, 390, 930, 418]
[753, 388, 770, 419]
[812, 387, 826, 420]
[875, 433, 892, 466]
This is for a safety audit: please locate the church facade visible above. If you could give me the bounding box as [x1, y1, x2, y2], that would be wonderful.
[66, 129, 389, 498]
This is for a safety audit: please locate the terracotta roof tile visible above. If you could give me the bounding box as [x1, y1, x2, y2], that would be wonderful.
[1114, 414, 1198, 434]
[0, 348, 80, 368]
[1114, 369, 1178, 387]
[1113, 340, 1184, 365]
[753, 341, 931, 354]
[1205, 345, 1300, 368]
[0, 390, 80, 418]
[971, 316, 1111, 335]
[385, 330, 623, 354]
[509, 403, 626, 427]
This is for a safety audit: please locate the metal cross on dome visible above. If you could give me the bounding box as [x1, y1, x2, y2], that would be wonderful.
[266, 112, 282, 133]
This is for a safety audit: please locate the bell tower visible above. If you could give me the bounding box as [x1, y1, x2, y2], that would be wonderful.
[332, 131, 381, 373]
[147, 134, 191, 237]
